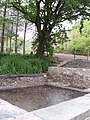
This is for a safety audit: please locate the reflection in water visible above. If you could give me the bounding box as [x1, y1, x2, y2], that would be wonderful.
[0, 85, 84, 112]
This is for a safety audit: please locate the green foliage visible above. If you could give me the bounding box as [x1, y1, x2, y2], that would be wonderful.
[53, 20, 90, 54]
[67, 37, 90, 54]
[64, 20, 90, 54]
[41, 56, 54, 72]
[9, 0, 90, 56]
[27, 0, 36, 21]
[71, 20, 90, 39]
[0, 54, 53, 74]
[80, 21, 90, 37]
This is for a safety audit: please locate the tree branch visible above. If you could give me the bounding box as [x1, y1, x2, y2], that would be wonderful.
[11, 2, 35, 23]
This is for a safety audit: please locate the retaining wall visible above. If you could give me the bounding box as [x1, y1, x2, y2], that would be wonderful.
[0, 74, 46, 89]
[47, 67, 90, 88]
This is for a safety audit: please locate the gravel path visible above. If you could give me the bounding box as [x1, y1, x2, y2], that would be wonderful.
[54, 53, 90, 68]
[62, 59, 90, 68]
[54, 53, 90, 62]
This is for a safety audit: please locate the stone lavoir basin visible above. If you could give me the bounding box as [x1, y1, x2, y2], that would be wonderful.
[0, 85, 85, 112]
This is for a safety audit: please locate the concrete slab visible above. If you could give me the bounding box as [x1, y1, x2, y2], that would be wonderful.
[0, 99, 27, 120]
[2, 113, 42, 120]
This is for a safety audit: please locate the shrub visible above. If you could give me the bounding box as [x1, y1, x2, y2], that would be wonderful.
[67, 37, 90, 54]
[0, 54, 53, 74]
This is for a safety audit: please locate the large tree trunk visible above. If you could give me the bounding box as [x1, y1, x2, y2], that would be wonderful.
[36, 30, 50, 57]
[36, 37, 45, 57]
[1, 5, 7, 53]
[35, 1, 52, 57]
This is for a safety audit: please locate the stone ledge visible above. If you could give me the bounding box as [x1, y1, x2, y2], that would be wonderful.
[45, 82, 90, 93]
[31, 93, 90, 120]
[0, 99, 27, 120]
[0, 74, 46, 79]
[0, 83, 46, 91]
[2, 113, 42, 120]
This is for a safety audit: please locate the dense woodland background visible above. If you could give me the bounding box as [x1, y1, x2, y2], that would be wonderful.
[0, 2, 33, 54]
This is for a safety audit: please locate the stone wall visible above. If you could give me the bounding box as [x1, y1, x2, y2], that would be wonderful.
[1, 67, 90, 89]
[47, 67, 90, 88]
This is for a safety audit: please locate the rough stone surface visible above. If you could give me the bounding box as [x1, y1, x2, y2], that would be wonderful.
[0, 76, 46, 89]
[0, 99, 27, 120]
[85, 117, 90, 120]
[47, 67, 90, 88]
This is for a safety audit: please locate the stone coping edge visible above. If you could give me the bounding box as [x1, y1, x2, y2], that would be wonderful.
[0, 83, 46, 91]
[0, 81, 90, 94]
[45, 82, 90, 93]
[0, 73, 47, 79]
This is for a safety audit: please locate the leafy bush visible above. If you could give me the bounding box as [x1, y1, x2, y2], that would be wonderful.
[54, 20, 90, 54]
[67, 37, 90, 54]
[0, 54, 53, 74]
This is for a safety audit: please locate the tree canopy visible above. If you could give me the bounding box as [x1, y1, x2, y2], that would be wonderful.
[4, 0, 90, 56]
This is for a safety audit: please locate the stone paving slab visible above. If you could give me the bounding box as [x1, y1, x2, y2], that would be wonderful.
[2, 113, 42, 120]
[0, 99, 27, 120]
